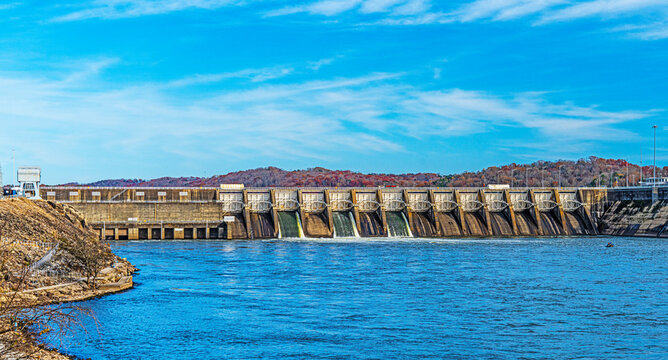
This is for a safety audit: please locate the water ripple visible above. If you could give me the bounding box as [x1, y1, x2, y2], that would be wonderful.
[56, 237, 667, 360]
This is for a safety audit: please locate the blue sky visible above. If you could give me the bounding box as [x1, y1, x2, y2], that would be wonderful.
[0, 0, 667, 184]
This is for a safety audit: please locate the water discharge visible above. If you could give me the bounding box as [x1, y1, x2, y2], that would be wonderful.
[277, 211, 303, 238]
[386, 211, 412, 237]
[332, 211, 358, 237]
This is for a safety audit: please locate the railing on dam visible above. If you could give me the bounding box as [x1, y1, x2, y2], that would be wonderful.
[302, 200, 327, 213]
[486, 199, 509, 212]
[512, 199, 534, 211]
[40, 187, 605, 210]
[434, 200, 458, 212]
[408, 200, 433, 212]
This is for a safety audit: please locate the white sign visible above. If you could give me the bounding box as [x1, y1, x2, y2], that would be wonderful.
[224, 216, 236, 223]
[136, 191, 144, 196]
[92, 191, 101, 196]
[69, 192, 78, 196]
[128, 217, 138, 222]
[179, 192, 188, 196]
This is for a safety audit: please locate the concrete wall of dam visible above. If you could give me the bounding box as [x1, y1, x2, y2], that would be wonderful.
[598, 187, 668, 238]
[40, 186, 607, 240]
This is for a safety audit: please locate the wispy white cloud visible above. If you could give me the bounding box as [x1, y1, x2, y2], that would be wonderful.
[51, 0, 668, 41]
[0, 63, 406, 179]
[636, 25, 668, 40]
[165, 58, 341, 88]
[306, 0, 362, 16]
[360, 0, 403, 14]
[57, 58, 121, 86]
[265, 0, 668, 41]
[538, 0, 666, 23]
[0, 2, 21, 11]
[397, 89, 646, 140]
[370, 12, 448, 25]
[52, 0, 242, 22]
[166, 68, 288, 88]
[266, 0, 360, 17]
[439, 0, 668, 26]
[0, 58, 652, 179]
[454, 0, 564, 22]
[264, 0, 429, 17]
[265, 0, 668, 26]
[414, 1, 668, 40]
[392, 0, 429, 15]
[307, 56, 342, 70]
[610, 21, 668, 40]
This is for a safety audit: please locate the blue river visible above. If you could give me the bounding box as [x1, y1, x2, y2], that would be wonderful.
[55, 237, 667, 359]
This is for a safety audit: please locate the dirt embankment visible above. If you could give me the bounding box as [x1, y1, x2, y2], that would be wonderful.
[0, 197, 137, 359]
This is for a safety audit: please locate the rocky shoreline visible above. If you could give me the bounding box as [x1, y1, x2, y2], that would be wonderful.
[18, 258, 136, 306]
[0, 198, 137, 359]
[10, 259, 137, 360]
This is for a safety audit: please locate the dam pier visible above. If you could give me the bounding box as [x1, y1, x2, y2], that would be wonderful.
[40, 186, 608, 240]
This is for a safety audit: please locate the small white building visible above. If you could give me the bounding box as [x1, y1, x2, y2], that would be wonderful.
[17, 167, 41, 198]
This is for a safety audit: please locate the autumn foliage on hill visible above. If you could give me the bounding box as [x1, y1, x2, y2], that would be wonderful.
[63, 157, 667, 188]
[73, 167, 441, 188]
[440, 156, 665, 188]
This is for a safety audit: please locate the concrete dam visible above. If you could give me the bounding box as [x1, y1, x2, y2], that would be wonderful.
[39, 187, 607, 240]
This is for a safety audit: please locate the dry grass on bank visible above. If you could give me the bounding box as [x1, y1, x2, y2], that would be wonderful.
[0, 197, 132, 359]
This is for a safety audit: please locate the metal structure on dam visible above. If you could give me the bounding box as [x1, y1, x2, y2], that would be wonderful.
[40, 187, 606, 240]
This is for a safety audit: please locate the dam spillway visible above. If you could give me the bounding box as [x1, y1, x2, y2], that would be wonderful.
[38, 186, 611, 240]
[332, 212, 358, 237]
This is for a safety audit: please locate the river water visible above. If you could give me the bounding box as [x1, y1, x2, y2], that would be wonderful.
[56, 237, 667, 359]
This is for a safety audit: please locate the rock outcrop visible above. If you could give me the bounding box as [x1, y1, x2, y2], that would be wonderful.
[0, 197, 136, 359]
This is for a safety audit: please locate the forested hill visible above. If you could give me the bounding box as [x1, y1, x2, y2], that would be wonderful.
[442, 157, 660, 188]
[68, 167, 440, 187]
[62, 157, 665, 188]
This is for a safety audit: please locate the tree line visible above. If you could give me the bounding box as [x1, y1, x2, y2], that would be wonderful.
[67, 157, 666, 188]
